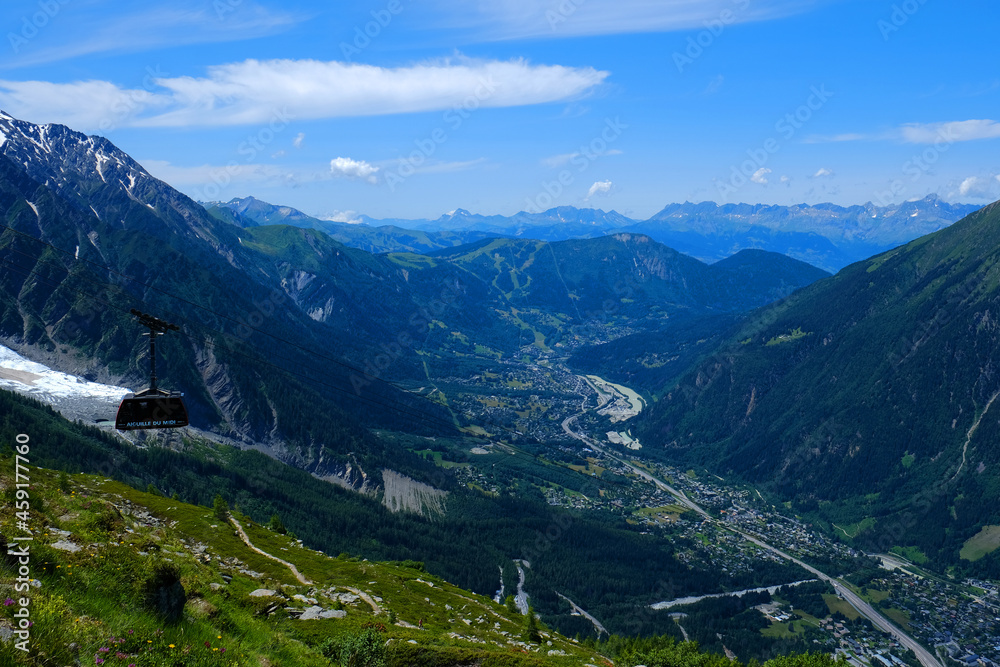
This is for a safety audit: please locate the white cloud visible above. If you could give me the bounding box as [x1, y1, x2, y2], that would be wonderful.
[586, 180, 613, 200]
[957, 175, 1000, 199]
[293, 133, 305, 149]
[4, 2, 301, 68]
[541, 148, 621, 169]
[409, 158, 488, 175]
[802, 132, 879, 144]
[780, 175, 791, 185]
[542, 153, 580, 168]
[806, 120, 1000, 145]
[321, 211, 365, 225]
[0, 79, 167, 132]
[330, 157, 380, 184]
[139, 159, 316, 200]
[959, 177, 982, 197]
[751, 167, 771, 185]
[425, 0, 818, 40]
[0, 57, 609, 130]
[812, 168, 834, 178]
[901, 119, 1000, 144]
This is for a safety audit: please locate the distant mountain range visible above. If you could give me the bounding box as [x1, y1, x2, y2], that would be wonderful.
[207, 195, 978, 273]
[637, 199, 1000, 575]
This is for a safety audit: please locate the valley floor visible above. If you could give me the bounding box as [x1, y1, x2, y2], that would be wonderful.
[430, 347, 999, 667]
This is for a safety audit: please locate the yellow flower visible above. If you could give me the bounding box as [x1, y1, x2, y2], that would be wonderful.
[169, 644, 175, 649]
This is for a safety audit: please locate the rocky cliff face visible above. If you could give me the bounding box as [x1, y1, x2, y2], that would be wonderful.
[381, 469, 447, 517]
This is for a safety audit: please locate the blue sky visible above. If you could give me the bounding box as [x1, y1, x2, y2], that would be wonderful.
[0, 0, 998, 220]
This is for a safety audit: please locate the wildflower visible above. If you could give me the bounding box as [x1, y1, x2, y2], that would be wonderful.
[96, 659, 104, 665]
[168, 644, 175, 649]
[205, 641, 211, 648]
[98, 647, 110, 653]
[2, 598, 13, 607]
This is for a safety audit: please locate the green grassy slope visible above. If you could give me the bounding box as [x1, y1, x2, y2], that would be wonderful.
[0, 461, 604, 667]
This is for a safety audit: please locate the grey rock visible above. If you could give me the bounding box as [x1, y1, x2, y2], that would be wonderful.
[51, 539, 80, 553]
[249, 589, 278, 598]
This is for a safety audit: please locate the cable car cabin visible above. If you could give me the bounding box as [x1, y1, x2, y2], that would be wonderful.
[115, 389, 189, 430]
[115, 309, 189, 431]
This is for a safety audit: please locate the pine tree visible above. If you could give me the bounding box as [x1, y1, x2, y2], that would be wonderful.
[267, 512, 287, 534]
[213, 494, 229, 521]
[522, 605, 540, 643]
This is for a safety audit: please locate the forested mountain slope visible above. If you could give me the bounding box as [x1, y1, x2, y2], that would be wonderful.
[639, 200, 1000, 570]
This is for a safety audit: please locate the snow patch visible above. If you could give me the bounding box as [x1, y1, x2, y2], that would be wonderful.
[26, 201, 38, 218]
[94, 152, 109, 183]
[0, 344, 131, 402]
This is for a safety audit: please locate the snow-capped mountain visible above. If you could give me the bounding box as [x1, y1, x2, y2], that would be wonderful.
[0, 110, 226, 248]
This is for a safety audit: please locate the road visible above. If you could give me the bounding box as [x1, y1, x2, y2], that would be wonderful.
[562, 411, 705, 517]
[737, 533, 941, 667]
[556, 591, 608, 637]
[561, 379, 942, 667]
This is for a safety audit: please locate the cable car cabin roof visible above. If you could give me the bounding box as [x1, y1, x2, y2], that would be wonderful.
[115, 391, 189, 431]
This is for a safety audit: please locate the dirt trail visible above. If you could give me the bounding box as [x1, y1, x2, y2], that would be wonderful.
[229, 516, 312, 586]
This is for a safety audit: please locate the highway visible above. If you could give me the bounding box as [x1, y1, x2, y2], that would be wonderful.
[560, 384, 943, 667]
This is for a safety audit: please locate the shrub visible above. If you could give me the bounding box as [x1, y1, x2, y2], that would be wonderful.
[139, 559, 187, 623]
